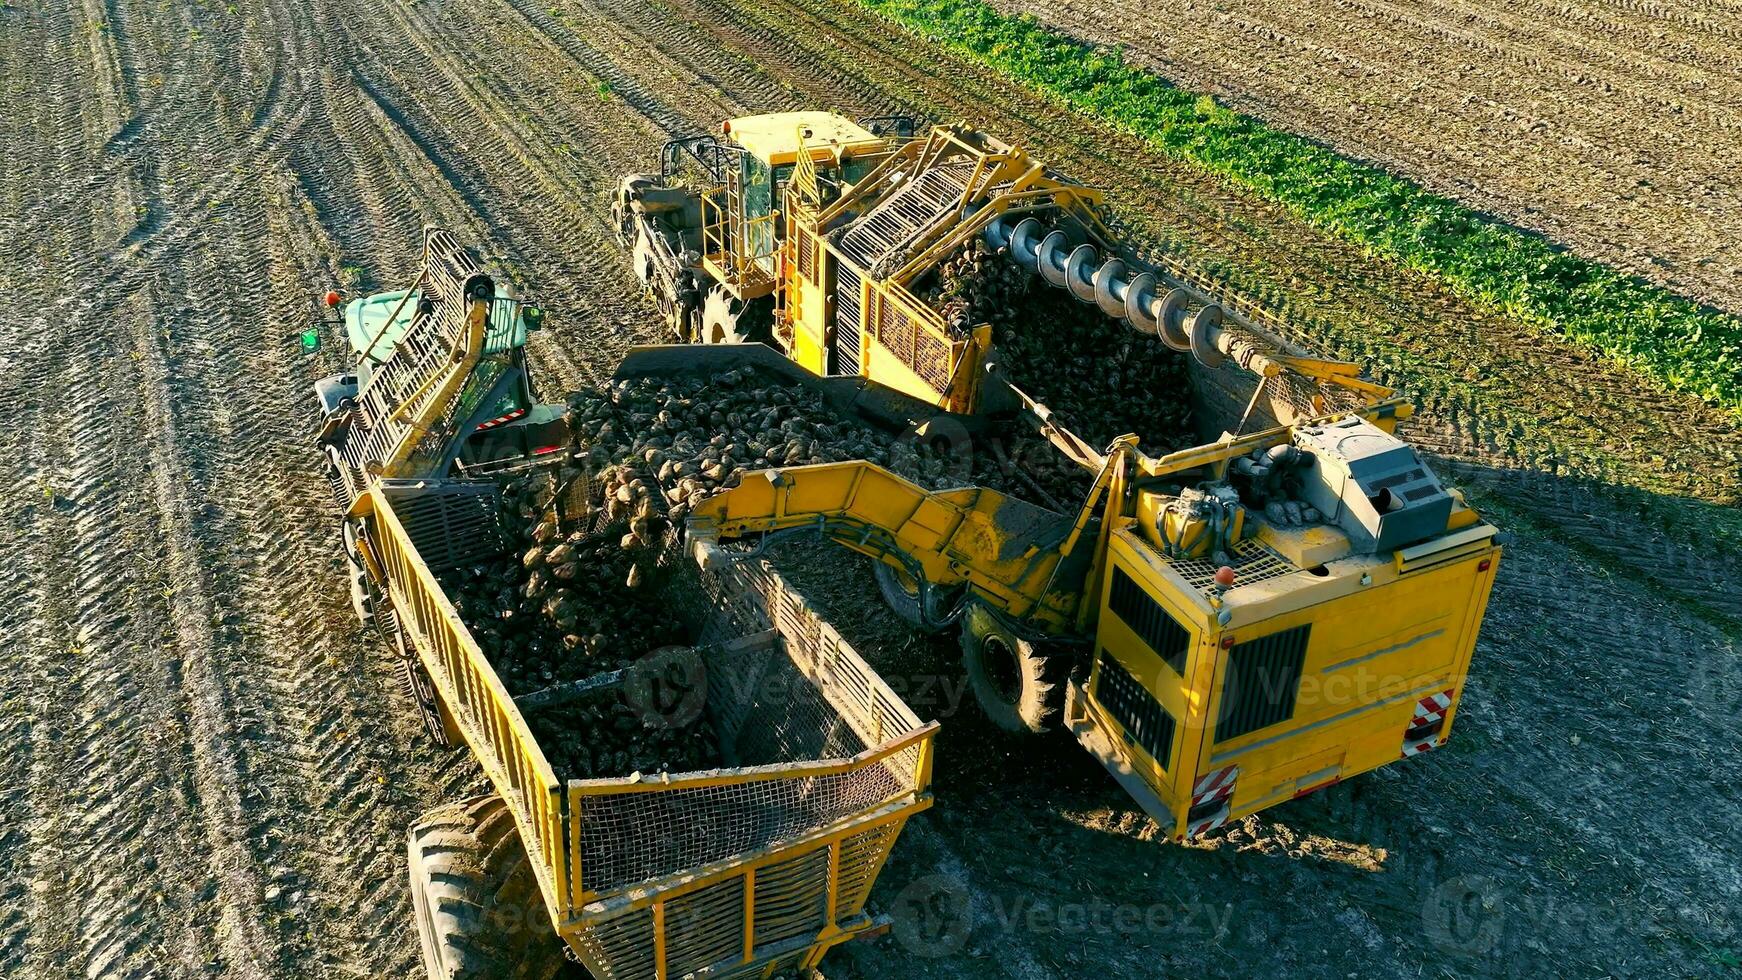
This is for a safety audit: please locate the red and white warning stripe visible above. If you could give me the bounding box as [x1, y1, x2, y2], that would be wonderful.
[1185, 765, 1239, 838]
[474, 407, 528, 431]
[1401, 689, 1454, 758]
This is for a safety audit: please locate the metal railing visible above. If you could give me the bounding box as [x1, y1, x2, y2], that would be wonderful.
[702, 169, 779, 295]
[368, 490, 570, 922]
[863, 277, 965, 404]
[556, 546, 936, 980]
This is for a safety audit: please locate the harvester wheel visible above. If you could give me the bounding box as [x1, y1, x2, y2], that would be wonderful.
[395, 626, 455, 751]
[959, 604, 1064, 735]
[631, 227, 659, 286]
[407, 796, 571, 980]
[873, 559, 958, 635]
[700, 284, 772, 345]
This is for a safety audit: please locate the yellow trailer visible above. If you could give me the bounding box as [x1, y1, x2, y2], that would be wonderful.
[357, 483, 935, 976]
[314, 229, 935, 977]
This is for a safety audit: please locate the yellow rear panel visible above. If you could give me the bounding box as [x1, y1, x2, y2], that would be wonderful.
[1084, 528, 1499, 837]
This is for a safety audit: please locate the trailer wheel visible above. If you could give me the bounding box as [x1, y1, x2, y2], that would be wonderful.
[395, 627, 455, 751]
[873, 560, 957, 635]
[407, 796, 570, 980]
[959, 604, 1064, 735]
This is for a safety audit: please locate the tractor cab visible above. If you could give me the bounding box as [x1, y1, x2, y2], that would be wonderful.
[314, 270, 562, 490]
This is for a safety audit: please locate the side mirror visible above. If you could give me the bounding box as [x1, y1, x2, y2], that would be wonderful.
[522, 305, 546, 332]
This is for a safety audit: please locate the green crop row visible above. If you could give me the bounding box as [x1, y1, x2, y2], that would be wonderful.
[855, 0, 1742, 412]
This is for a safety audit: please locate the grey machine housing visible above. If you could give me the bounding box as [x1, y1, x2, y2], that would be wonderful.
[1292, 416, 1453, 554]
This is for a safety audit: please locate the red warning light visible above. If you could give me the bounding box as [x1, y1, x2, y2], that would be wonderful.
[1213, 566, 1236, 587]
[323, 290, 343, 308]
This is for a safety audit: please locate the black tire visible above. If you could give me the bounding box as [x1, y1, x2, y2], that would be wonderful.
[699, 284, 773, 344]
[873, 560, 956, 635]
[958, 604, 1065, 735]
[395, 627, 455, 751]
[407, 796, 571, 980]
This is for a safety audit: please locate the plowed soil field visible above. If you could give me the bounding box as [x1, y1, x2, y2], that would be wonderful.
[992, 0, 1742, 315]
[0, 0, 1736, 976]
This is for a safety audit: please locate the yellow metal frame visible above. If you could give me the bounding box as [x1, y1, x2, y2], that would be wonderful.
[364, 486, 937, 977]
[702, 172, 779, 301]
[565, 725, 936, 908]
[1078, 525, 1500, 838]
[361, 489, 569, 915]
[686, 390, 1501, 843]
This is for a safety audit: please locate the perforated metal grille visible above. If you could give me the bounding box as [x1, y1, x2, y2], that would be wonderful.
[1108, 566, 1191, 675]
[1216, 625, 1311, 743]
[1167, 538, 1297, 596]
[867, 292, 953, 392]
[1094, 650, 1177, 771]
[378, 479, 507, 571]
[796, 230, 818, 282]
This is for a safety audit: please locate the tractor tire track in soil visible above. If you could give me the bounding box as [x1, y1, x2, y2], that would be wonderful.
[0, 0, 1737, 975]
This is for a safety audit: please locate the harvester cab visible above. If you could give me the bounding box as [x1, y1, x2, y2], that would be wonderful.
[614, 110, 905, 346]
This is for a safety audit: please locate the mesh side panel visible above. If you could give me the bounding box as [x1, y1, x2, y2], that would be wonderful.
[915, 331, 952, 391]
[664, 877, 747, 977]
[836, 820, 902, 917]
[567, 906, 657, 980]
[867, 292, 953, 393]
[569, 533, 926, 898]
[751, 848, 831, 946]
[575, 761, 904, 895]
[726, 651, 872, 766]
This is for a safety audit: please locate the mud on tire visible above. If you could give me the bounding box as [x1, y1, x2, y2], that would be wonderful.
[873, 559, 958, 635]
[407, 796, 571, 980]
[699, 284, 773, 344]
[959, 603, 1066, 735]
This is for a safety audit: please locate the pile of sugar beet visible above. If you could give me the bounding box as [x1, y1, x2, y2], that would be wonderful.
[921, 236, 1194, 452]
[437, 241, 1197, 781]
[438, 366, 1078, 779]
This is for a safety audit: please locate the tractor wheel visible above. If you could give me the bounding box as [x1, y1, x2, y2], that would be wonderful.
[873, 560, 957, 635]
[613, 174, 658, 247]
[959, 604, 1065, 735]
[631, 227, 659, 286]
[699, 284, 772, 345]
[407, 796, 571, 980]
[395, 626, 455, 751]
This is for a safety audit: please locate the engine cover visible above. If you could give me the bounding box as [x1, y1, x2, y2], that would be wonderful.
[1292, 416, 1452, 554]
